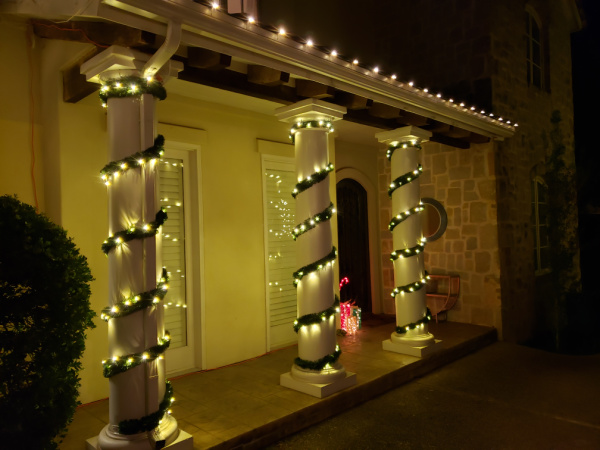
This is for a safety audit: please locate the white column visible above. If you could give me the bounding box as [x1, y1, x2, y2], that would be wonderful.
[276, 99, 356, 398]
[82, 47, 191, 450]
[377, 127, 443, 358]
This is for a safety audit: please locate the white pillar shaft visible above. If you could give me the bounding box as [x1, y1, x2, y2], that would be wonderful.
[295, 128, 336, 362]
[390, 145, 430, 336]
[106, 94, 164, 427]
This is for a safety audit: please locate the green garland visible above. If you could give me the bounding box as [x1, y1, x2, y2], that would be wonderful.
[391, 273, 430, 298]
[388, 204, 425, 232]
[395, 309, 432, 334]
[99, 76, 167, 105]
[102, 209, 167, 254]
[292, 202, 335, 240]
[102, 334, 171, 378]
[294, 296, 340, 333]
[289, 120, 333, 143]
[388, 165, 423, 196]
[293, 246, 337, 286]
[386, 141, 422, 161]
[294, 345, 341, 371]
[292, 163, 334, 199]
[118, 381, 174, 435]
[100, 269, 169, 321]
[100, 135, 165, 185]
[390, 241, 426, 261]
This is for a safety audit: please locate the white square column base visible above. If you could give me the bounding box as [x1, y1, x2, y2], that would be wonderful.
[382, 339, 443, 357]
[280, 371, 356, 398]
[86, 430, 193, 450]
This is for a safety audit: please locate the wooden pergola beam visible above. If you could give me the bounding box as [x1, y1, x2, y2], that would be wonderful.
[63, 48, 102, 103]
[187, 47, 232, 70]
[247, 65, 290, 86]
[32, 20, 154, 48]
[295, 80, 335, 99]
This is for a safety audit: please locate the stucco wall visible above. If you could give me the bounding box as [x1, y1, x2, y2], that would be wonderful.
[0, 19, 44, 210]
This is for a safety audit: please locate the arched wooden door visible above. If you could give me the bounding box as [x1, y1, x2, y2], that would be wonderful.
[336, 178, 372, 312]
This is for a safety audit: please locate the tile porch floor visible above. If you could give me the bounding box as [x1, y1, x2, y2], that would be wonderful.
[61, 320, 496, 449]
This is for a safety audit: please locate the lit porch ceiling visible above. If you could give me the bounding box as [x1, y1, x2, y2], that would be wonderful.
[19, 0, 517, 148]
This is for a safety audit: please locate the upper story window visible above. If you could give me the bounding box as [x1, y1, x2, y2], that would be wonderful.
[526, 10, 544, 89]
[531, 177, 550, 275]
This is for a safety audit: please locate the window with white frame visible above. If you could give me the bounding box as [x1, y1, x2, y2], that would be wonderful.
[159, 157, 188, 349]
[532, 177, 550, 274]
[262, 157, 297, 350]
[526, 10, 544, 89]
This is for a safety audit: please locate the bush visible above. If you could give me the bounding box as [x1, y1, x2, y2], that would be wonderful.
[0, 196, 95, 449]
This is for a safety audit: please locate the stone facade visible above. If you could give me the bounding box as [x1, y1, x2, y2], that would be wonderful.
[378, 142, 502, 332]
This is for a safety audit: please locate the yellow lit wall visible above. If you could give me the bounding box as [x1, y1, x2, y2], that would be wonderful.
[0, 18, 44, 210]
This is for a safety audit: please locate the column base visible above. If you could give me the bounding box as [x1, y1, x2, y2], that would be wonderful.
[86, 416, 192, 450]
[383, 334, 443, 357]
[280, 370, 356, 398]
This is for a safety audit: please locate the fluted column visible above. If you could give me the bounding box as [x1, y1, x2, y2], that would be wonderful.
[82, 46, 191, 449]
[276, 99, 356, 398]
[377, 127, 442, 357]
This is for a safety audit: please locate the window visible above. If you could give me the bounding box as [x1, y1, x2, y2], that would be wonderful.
[526, 10, 543, 89]
[159, 157, 188, 349]
[262, 155, 297, 350]
[532, 177, 550, 274]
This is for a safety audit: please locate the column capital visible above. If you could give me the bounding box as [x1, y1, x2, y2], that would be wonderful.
[375, 126, 432, 145]
[275, 98, 346, 123]
[81, 45, 183, 84]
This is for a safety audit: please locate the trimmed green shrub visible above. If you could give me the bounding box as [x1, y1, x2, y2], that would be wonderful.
[0, 195, 95, 449]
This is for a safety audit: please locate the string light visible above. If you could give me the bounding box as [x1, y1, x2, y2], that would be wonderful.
[388, 203, 425, 232]
[98, 76, 166, 104]
[101, 209, 167, 254]
[291, 163, 335, 199]
[102, 334, 171, 378]
[100, 269, 169, 321]
[118, 381, 174, 435]
[294, 345, 341, 371]
[395, 309, 432, 334]
[388, 164, 423, 196]
[293, 246, 337, 286]
[292, 202, 335, 240]
[294, 296, 340, 332]
[391, 274, 431, 298]
[289, 119, 333, 143]
[390, 239, 427, 261]
[386, 140, 422, 161]
[100, 135, 165, 184]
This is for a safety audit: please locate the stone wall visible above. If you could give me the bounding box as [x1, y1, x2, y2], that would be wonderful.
[378, 141, 502, 332]
[490, 0, 581, 342]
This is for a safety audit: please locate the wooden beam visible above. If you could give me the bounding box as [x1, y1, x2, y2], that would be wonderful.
[398, 110, 430, 127]
[247, 65, 290, 86]
[430, 133, 470, 149]
[333, 91, 372, 110]
[179, 65, 298, 105]
[468, 132, 491, 144]
[32, 20, 154, 47]
[187, 47, 232, 70]
[424, 120, 451, 133]
[445, 126, 472, 139]
[295, 80, 335, 99]
[63, 48, 102, 103]
[343, 109, 398, 130]
[368, 102, 400, 119]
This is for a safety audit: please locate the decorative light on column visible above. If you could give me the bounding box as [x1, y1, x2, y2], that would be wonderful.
[96, 75, 175, 435]
[377, 127, 441, 357]
[276, 99, 356, 397]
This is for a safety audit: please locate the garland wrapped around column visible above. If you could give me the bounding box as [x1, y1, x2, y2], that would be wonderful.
[386, 140, 430, 330]
[289, 120, 341, 372]
[97, 76, 175, 435]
